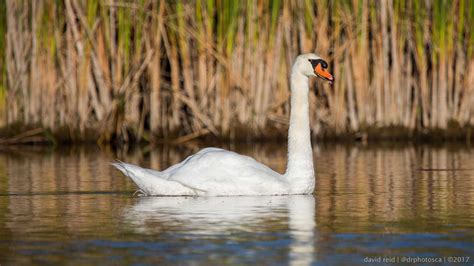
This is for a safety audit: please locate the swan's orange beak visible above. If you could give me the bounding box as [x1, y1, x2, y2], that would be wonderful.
[314, 64, 334, 84]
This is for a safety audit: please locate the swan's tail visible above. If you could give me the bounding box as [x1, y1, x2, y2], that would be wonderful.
[111, 161, 195, 196]
[111, 161, 148, 194]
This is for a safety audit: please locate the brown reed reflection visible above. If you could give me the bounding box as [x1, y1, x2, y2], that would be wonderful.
[315, 144, 474, 234]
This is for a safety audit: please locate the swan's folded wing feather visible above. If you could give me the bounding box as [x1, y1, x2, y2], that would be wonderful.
[168, 148, 289, 195]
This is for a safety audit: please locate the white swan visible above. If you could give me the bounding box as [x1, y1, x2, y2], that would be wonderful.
[113, 53, 334, 196]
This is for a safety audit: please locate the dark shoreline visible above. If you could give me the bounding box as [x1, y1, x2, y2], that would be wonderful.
[1, 122, 473, 146]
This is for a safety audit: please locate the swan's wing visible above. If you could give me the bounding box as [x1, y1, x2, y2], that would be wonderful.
[161, 147, 223, 175]
[167, 148, 289, 195]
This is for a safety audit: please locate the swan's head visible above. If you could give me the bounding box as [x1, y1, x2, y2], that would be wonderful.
[294, 53, 334, 84]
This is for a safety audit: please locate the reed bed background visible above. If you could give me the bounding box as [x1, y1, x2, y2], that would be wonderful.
[2, 0, 474, 143]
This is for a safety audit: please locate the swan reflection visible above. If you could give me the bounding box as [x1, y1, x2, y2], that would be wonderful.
[123, 195, 316, 265]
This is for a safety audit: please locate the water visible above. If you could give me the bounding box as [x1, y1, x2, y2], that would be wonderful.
[0, 143, 473, 265]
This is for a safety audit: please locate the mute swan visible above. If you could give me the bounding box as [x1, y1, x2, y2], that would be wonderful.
[113, 53, 334, 196]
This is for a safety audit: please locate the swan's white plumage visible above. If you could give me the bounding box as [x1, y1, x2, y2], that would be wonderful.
[113, 53, 331, 196]
[113, 148, 289, 196]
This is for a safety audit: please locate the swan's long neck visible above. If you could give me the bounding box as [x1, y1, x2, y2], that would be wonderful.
[285, 71, 315, 194]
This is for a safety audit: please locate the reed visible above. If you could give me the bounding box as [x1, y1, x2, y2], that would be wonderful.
[0, 1, 6, 123]
[2, 0, 474, 142]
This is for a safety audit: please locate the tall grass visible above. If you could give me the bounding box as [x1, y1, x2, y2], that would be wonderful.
[3, 0, 474, 142]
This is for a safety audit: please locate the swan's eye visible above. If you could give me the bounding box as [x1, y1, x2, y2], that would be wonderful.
[308, 59, 328, 69]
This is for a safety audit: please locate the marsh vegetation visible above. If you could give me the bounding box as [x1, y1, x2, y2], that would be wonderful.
[2, 0, 474, 143]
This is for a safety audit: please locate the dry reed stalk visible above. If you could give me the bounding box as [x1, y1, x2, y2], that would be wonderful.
[148, 0, 164, 135]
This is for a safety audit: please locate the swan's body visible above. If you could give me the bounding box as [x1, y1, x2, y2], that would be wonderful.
[113, 53, 333, 196]
[114, 148, 288, 196]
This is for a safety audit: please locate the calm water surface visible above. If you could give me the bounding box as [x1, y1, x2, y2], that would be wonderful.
[0, 143, 473, 265]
